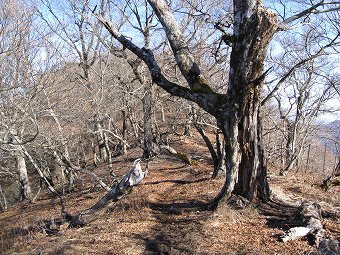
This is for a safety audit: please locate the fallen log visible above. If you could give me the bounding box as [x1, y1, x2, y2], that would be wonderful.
[160, 144, 191, 165]
[321, 173, 340, 191]
[280, 201, 339, 255]
[65, 159, 147, 227]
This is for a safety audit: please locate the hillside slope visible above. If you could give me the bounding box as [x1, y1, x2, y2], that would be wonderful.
[0, 136, 339, 255]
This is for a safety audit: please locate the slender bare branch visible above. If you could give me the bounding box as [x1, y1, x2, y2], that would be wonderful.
[58, 153, 110, 191]
[278, 1, 340, 30]
[262, 32, 339, 106]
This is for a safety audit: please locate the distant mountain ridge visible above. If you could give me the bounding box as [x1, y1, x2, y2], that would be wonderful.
[320, 120, 340, 154]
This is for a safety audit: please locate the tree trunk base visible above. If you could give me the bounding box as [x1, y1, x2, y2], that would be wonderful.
[209, 194, 251, 211]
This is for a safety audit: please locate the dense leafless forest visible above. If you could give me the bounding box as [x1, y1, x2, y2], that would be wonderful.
[0, 0, 339, 254]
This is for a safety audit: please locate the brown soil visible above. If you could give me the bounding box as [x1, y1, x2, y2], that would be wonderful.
[0, 136, 339, 255]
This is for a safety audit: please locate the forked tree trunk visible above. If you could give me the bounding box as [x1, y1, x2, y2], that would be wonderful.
[214, 3, 277, 204]
[96, 0, 278, 205]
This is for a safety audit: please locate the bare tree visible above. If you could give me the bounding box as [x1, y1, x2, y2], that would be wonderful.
[92, 0, 339, 205]
[0, 0, 41, 202]
[262, 1, 340, 175]
[39, 0, 115, 165]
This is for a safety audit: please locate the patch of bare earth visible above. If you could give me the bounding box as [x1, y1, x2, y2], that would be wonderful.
[1, 136, 339, 254]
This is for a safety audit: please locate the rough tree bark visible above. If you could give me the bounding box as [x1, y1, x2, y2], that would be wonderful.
[212, 2, 277, 203]
[94, 0, 277, 204]
[149, 0, 277, 203]
[143, 81, 159, 159]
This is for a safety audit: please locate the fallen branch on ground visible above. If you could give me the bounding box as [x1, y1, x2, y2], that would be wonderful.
[65, 159, 147, 227]
[160, 144, 191, 165]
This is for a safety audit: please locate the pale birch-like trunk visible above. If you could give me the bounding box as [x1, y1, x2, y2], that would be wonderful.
[11, 131, 33, 202]
[94, 117, 108, 163]
[143, 82, 159, 158]
[15, 150, 32, 202]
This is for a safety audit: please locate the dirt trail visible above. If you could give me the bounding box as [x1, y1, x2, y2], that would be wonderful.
[0, 144, 338, 254]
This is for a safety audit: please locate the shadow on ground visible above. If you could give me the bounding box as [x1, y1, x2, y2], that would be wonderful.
[135, 169, 212, 255]
[260, 199, 299, 231]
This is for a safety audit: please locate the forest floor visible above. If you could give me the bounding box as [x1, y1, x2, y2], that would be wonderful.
[0, 134, 339, 255]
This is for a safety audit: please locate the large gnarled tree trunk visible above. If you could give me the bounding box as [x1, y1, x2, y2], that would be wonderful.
[95, 0, 277, 204]
[217, 2, 278, 202]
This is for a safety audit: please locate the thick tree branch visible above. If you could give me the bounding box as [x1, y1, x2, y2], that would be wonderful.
[159, 144, 192, 165]
[66, 159, 147, 227]
[147, 0, 212, 92]
[93, 13, 220, 116]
